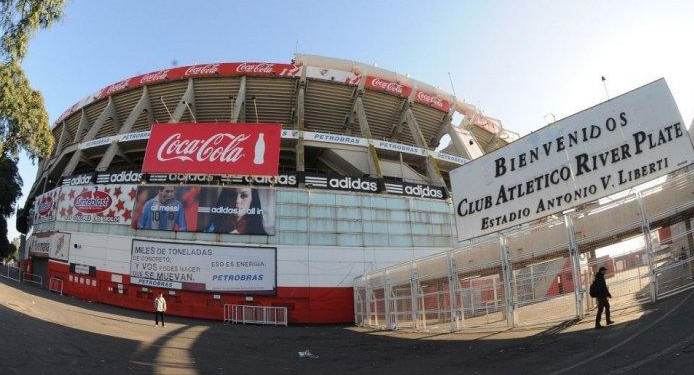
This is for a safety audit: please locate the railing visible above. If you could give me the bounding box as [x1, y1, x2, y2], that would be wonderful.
[49, 277, 64, 295]
[0, 264, 21, 283]
[21, 272, 43, 287]
[223, 304, 288, 326]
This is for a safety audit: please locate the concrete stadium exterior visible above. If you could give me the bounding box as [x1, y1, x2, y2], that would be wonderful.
[22, 54, 516, 323]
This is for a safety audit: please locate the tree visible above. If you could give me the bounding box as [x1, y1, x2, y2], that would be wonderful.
[0, 0, 68, 242]
[1, 0, 67, 158]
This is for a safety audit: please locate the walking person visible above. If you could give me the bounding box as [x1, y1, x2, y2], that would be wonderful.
[592, 266, 614, 329]
[154, 293, 167, 327]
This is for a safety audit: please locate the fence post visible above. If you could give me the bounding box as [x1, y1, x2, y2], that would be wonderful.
[382, 270, 393, 329]
[636, 191, 657, 302]
[446, 251, 460, 331]
[564, 214, 584, 319]
[499, 234, 516, 328]
[409, 262, 420, 329]
[364, 277, 373, 327]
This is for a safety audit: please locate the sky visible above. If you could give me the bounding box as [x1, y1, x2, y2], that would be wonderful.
[6, 0, 694, 241]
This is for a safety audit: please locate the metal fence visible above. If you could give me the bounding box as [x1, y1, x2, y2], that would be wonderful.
[0, 264, 21, 283]
[355, 169, 694, 331]
[49, 277, 64, 295]
[223, 304, 288, 326]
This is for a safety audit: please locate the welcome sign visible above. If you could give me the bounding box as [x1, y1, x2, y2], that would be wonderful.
[451, 79, 694, 241]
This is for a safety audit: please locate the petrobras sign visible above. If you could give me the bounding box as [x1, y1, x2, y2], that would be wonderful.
[371, 140, 427, 156]
[119, 131, 151, 142]
[80, 136, 114, 150]
[61, 173, 95, 186]
[304, 173, 381, 193]
[142, 122, 282, 176]
[129, 239, 276, 293]
[383, 180, 447, 200]
[451, 79, 694, 241]
[303, 131, 368, 147]
[433, 151, 468, 165]
[96, 170, 143, 184]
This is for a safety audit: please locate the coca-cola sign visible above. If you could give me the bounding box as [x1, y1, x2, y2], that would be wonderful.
[415, 91, 451, 112]
[184, 64, 220, 76]
[74, 190, 113, 214]
[139, 69, 169, 84]
[142, 123, 281, 175]
[236, 63, 275, 74]
[365, 76, 412, 98]
[100, 79, 130, 97]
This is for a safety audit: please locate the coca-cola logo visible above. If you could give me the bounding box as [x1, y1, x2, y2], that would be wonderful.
[156, 133, 251, 163]
[371, 78, 404, 95]
[37, 197, 53, 215]
[104, 79, 129, 96]
[184, 64, 220, 76]
[236, 63, 275, 74]
[74, 190, 112, 214]
[140, 70, 169, 84]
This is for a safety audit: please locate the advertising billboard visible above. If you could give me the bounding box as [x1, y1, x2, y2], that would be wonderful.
[130, 239, 276, 293]
[33, 188, 60, 224]
[56, 185, 137, 225]
[132, 185, 275, 235]
[451, 79, 694, 240]
[141, 122, 282, 176]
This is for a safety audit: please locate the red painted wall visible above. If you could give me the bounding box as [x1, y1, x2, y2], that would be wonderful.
[46, 261, 354, 324]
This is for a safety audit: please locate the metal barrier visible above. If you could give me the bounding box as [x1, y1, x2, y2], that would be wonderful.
[48, 277, 64, 295]
[223, 304, 288, 326]
[0, 264, 21, 283]
[21, 272, 43, 287]
[356, 168, 694, 332]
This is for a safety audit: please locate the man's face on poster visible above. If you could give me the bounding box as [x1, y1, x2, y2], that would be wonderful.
[158, 187, 175, 203]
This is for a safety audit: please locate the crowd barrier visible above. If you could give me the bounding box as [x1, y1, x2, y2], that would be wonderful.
[223, 304, 288, 326]
[355, 168, 694, 331]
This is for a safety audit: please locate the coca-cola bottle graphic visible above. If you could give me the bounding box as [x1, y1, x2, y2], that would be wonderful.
[253, 133, 265, 165]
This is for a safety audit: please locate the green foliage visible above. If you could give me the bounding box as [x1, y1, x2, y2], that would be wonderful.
[15, 205, 28, 233]
[0, 155, 22, 218]
[1, 0, 67, 61]
[0, 216, 9, 259]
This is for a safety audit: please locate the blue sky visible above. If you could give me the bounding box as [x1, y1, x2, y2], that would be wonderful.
[7, 0, 693, 241]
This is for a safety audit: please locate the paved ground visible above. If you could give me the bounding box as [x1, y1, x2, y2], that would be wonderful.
[2, 279, 694, 374]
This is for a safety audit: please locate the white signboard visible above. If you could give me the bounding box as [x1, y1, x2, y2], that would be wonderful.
[130, 239, 276, 292]
[371, 139, 427, 156]
[28, 235, 51, 257]
[303, 131, 368, 147]
[49, 232, 70, 262]
[451, 79, 694, 240]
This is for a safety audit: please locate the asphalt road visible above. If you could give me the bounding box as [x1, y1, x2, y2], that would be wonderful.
[1, 278, 694, 375]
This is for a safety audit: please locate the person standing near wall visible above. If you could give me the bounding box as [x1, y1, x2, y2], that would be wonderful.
[593, 266, 614, 329]
[154, 293, 167, 327]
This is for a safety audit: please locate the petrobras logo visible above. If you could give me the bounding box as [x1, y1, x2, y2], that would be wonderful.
[184, 64, 220, 76]
[74, 190, 112, 214]
[103, 171, 143, 184]
[404, 185, 445, 199]
[236, 62, 274, 74]
[37, 196, 53, 216]
[62, 174, 93, 186]
[327, 176, 379, 192]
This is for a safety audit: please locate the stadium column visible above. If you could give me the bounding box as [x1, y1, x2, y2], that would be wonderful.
[295, 70, 306, 173]
[96, 86, 153, 171]
[231, 76, 246, 122]
[62, 96, 121, 176]
[430, 106, 455, 149]
[353, 96, 384, 179]
[171, 78, 196, 122]
[54, 121, 70, 156]
[564, 214, 585, 319]
[484, 121, 505, 153]
[403, 108, 446, 187]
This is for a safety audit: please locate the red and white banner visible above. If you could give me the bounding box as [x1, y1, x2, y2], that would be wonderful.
[33, 188, 60, 224]
[414, 90, 451, 112]
[142, 123, 281, 175]
[97, 63, 302, 100]
[364, 76, 412, 98]
[56, 184, 137, 225]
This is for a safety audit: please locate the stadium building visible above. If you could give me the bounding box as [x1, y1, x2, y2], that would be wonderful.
[21, 54, 517, 323]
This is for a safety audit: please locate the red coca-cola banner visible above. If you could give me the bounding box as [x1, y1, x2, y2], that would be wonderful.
[142, 123, 281, 176]
[364, 76, 412, 98]
[97, 63, 302, 99]
[414, 90, 451, 112]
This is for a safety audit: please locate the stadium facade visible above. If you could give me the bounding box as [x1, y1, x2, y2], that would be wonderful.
[22, 54, 517, 323]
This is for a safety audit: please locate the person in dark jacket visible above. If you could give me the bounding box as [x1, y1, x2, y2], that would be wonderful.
[594, 266, 614, 329]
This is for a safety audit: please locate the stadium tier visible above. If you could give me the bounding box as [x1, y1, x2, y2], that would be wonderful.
[22, 54, 517, 323]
